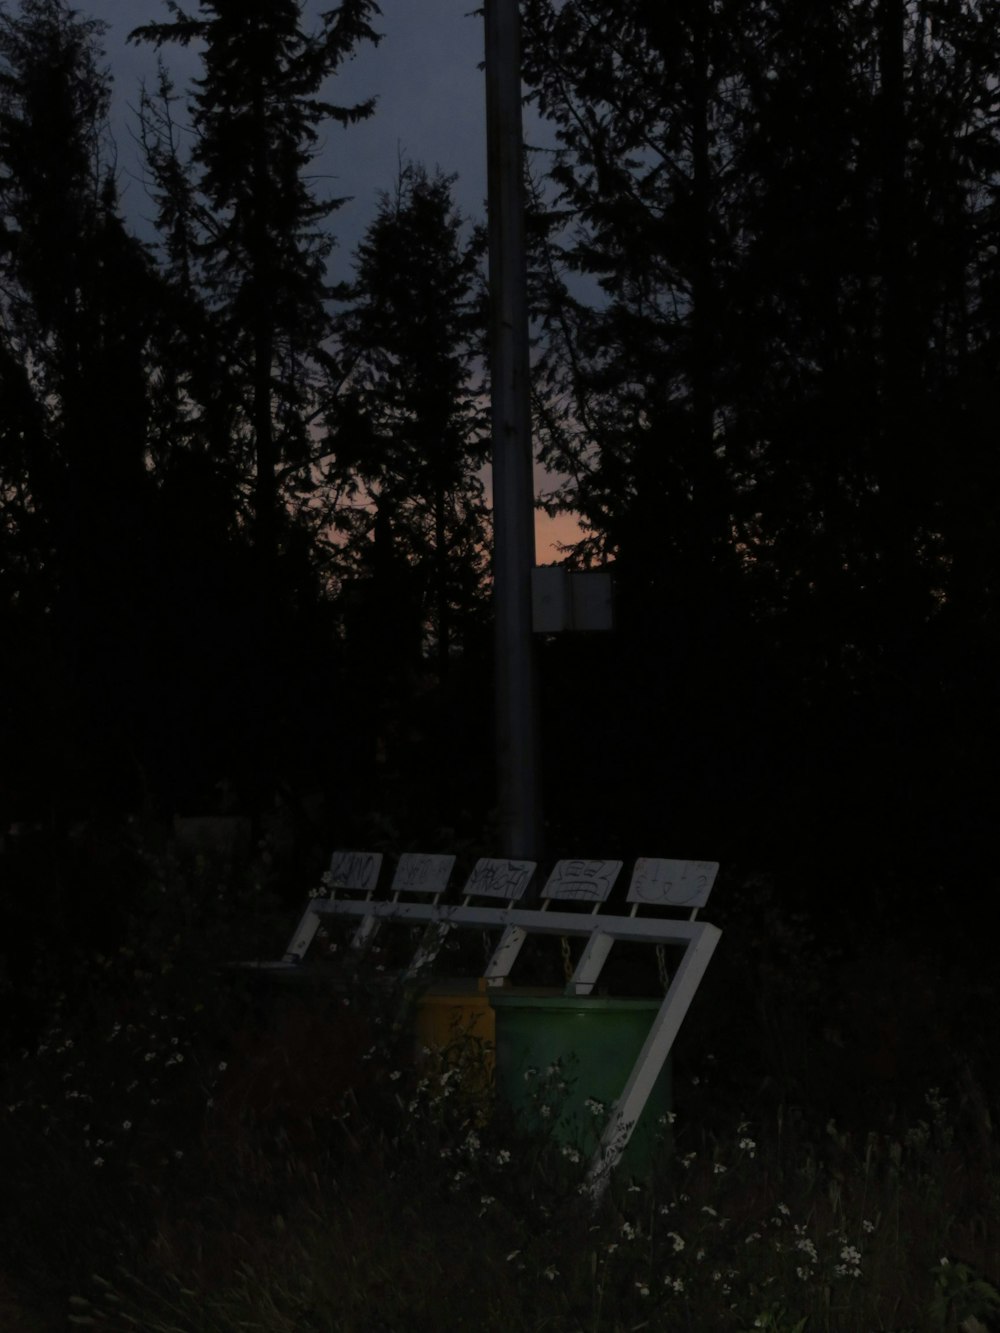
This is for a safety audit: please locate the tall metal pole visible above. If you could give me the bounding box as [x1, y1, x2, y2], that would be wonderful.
[485, 0, 542, 860]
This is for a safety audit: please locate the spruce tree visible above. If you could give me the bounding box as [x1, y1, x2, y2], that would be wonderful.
[129, 0, 381, 811]
[327, 162, 491, 820]
[522, 0, 1000, 892]
[0, 0, 165, 817]
[130, 0, 381, 567]
[333, 162, 490, 675]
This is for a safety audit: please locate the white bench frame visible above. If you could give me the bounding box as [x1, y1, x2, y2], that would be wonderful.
[241, 850, 452, 976]
[403, 855, 537, 981]
[310, 855, 722, 1200]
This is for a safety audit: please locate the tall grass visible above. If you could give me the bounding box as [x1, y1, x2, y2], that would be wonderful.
[2, 833, 999, 1331]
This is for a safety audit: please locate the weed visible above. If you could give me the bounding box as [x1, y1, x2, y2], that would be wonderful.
[3, 839, 1000, 1331]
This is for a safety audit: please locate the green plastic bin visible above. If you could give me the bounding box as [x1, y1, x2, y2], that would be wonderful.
[489, 991, 672, 1178]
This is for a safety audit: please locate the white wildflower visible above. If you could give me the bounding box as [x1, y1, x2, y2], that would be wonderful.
[795, 1236, 818, 1264]
[834, 1244, 862, 1278]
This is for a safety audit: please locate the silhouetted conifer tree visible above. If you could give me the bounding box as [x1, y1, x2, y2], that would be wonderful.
[333, 163, 489, 672]
[0, 0, 166, 818]
[130, 0, 380, 570]
[328, 163, 492, 818]
[522, 0, 1000, 895]
[129, 0, 381, 812]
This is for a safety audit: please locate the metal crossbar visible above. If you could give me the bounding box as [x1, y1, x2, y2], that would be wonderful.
[313, 896, 709, 943]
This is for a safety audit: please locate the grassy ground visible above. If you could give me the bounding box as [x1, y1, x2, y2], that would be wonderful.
[2, 839, 999, 1332]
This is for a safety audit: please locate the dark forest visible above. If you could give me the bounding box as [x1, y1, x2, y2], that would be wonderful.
[2, 0, 994, 920]
[2, 1, 999, 1327]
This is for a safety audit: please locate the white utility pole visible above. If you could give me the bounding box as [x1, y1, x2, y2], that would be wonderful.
[485, 0, 542, 860]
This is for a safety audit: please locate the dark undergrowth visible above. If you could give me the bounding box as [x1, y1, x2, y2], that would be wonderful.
[2, 825, 999, 1332]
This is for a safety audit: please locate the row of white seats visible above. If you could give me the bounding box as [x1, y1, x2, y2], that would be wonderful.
[275, 852, 718, 995]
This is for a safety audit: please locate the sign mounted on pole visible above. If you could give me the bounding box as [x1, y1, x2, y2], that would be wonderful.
[531, 566, 615, 633]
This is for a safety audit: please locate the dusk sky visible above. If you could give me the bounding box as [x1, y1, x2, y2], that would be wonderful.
[93, 0, 488, 266]
[86, 0, 575, 557]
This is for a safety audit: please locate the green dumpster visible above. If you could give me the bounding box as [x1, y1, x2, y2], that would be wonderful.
[489, 991, 672, 1179]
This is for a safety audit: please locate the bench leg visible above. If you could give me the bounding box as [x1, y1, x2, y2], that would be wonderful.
[584, 923, 722, 1202]
[482, 923, 529, 984]
[403, 920, 453, 981]
[567, 930, 615, 995]
[282, 904, 323, 963]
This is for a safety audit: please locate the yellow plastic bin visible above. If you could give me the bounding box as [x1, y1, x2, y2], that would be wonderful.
[413, 978, 496, 1113]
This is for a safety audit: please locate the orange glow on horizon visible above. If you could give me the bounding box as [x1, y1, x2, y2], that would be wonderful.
[534, 508, 585, 563]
